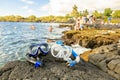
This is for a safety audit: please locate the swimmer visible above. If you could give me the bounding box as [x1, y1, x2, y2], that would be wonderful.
[14, 27, 16, 30]
[31, 25, 35, 30]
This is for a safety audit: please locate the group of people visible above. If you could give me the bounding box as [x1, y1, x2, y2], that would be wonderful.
[74, 15, 96, 30]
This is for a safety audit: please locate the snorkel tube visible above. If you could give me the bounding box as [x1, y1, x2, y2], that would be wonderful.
[51, 40, 80, 67]
[26, 43, 50, 68]
[66, 49, 80, 67]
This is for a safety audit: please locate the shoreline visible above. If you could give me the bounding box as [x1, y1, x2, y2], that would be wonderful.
[62, 27, 120, 80]
[0, 25, 120, 79]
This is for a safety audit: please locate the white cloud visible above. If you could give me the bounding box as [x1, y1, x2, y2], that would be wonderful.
[21, 0, 34, 4]
[22, 5, 29, 9]
[27, 9, 34, 13]
[39, 4, 49, 11]
[21, 5, 35, 16]
[0, 9, 2, 11]
[40, 0, 120, 16]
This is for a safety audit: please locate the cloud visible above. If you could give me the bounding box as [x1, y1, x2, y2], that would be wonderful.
[39, 4, 49, 11]
[21, 5, 35, 16]
[40, 0, 120, 16]
[22, 5, 29, 9]
[21, 0, 34, 4]
[27, 9, 34, 13]
[0, 9, 2, 11]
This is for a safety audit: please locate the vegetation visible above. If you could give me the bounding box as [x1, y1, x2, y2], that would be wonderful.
[112, 10, 120, 18]
[82, 9, 89, 17]
[103, 8, 112, 17]
[92, 10, 102, 18]
[0, 5, 120, 23]
[70, 5, 79, 18]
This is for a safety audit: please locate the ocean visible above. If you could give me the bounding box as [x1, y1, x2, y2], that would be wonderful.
[0, 22, 90, 67]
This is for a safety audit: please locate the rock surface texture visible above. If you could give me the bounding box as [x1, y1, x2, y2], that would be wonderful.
[63, 29, 120, 49]
[81, 43, 120, 80]
[0, 56, 116, 80]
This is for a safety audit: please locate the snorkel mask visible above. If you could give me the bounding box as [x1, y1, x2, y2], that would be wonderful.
[52, 40, 72, 60]
[26, 43, 50, 68]
[51, 44, 72, 61]
[51, 40, 80, 67]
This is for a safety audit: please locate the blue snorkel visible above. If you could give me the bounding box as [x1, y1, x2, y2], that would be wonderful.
[26, 43, 50, 68]
[66, 49, 79, 67]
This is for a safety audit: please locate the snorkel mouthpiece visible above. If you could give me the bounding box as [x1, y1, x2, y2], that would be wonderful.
[67, 59, 77, 67]
[35, 61, 42, 68]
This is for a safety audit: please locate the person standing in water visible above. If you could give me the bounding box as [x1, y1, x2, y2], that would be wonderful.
[49, 25, 53, 32]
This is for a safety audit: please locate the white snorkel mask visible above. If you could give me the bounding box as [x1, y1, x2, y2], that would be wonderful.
[51, 40, 80, 67]
[51, 43, 72, 61]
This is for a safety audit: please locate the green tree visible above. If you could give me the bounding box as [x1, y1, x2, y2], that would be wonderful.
[3, 15, 15, 22]
[27, 15, 37, 22]
[14, 15, 24, 22]
[0, 16, 5, 21]
[112, 10, 120, 18]
[65, 14, 71, 18]
[71, 5, 79, 17]
[92, 10, 102, 18]
[79, 11, 83, 17]
[82, 9, 89, 16]
[103, 8, 112, 17]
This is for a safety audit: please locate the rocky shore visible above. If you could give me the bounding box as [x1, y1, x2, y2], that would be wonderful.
[63, 29, 120, 48]
[81, 43, 120, 80]
[0, 28, 120, 80]
[0, 56, 115, 80]
[62, 28, 120, 80]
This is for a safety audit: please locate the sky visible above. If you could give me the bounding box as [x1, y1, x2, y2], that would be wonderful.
[0, 0, 120, 17]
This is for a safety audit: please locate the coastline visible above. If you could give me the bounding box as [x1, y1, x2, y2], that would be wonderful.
[62, 26, 120, 80]
[0, 0, 120, 79]
[0, 25, 120, 79]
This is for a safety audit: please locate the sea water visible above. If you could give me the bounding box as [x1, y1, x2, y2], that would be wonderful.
[0, 22, 90, 67]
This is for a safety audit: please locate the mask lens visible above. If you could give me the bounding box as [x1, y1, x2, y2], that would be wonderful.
[51, 45, 71, 59]
[31, 46, 39, 54]
[40, 43, 50, 53]
[53, 46, 61, 56]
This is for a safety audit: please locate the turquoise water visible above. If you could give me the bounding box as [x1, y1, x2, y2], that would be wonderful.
[0, 22, 70, 67]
